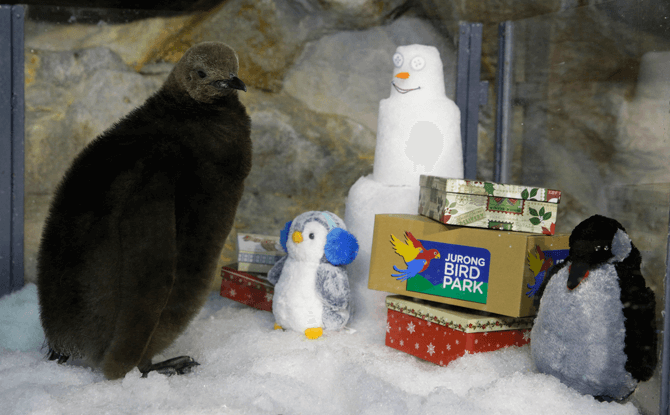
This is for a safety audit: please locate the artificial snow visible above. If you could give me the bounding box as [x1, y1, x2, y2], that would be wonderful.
[0, 283, 641, 414]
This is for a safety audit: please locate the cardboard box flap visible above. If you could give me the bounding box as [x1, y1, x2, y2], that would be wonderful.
[419, 175, 562, 204]
[386, 295, 534, 333]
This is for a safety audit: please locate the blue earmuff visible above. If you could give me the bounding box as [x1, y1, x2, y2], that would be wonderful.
[279, 220, 292, 253]
[322, 212, 359, 266]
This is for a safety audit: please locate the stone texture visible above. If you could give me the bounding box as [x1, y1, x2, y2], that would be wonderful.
[24, 47, 167, 194]
[25, 14, 195, 69]
[283, 16, 458, 132]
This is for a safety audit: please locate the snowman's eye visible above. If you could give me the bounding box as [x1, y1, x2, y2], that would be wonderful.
[595, 246, 600, 251]
[309, 233, 315, 240]
[392, 52, 403, 68]
[411, 56, 425, 71]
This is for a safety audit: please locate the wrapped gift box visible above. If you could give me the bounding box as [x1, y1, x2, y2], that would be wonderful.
[237, 233, 286, 273]
[368, 214, 569, 317]
[220, 266, 273, 311]
[386, 296, 533, 366]
[418, 175, 562, 235]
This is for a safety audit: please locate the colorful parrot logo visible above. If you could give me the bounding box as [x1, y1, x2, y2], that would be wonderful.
[526, 245, 554, 297]
[390, 232, 441, 281]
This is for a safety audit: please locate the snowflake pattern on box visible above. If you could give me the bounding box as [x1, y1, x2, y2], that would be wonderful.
[220, 267, 274, 312]
[385, 301, 531, 367]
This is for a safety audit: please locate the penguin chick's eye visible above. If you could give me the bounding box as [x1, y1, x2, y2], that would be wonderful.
[393, 52, 404, 68]
[309, 233, 315, 240]
[197, 70, 207, 79]
[411, 56, 426, 71]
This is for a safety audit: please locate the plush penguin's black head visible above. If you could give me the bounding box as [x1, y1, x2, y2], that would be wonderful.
[567, 215, 634, 290]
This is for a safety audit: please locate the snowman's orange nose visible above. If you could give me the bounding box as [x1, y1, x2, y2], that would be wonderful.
[395, 72, 410, 79]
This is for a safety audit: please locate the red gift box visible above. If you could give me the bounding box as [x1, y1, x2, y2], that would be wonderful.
[385, 296, 533, 367]
[220, 266, 274, 312]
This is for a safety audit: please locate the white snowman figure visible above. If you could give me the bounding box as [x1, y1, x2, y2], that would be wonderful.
[268, 211, 358, 340]
[373, 44, 463, 185]
[344, 44, 463, 336]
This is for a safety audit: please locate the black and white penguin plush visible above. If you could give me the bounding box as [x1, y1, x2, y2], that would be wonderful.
[531, 215, 657, 402]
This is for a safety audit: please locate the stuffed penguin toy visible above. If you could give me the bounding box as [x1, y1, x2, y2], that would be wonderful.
[531, 215, 657, 402]
[268, 211, 359, 340]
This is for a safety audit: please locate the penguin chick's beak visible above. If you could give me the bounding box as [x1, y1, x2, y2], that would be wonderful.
[395, 72, 410, 79]
[213, 76, 247, 92]
[292, 231, 303, 244]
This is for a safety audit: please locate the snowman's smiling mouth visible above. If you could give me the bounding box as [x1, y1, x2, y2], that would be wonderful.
[392, 81, 421, 94]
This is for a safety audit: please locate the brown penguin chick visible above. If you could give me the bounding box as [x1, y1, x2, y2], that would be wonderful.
[36, 42, 251, 380]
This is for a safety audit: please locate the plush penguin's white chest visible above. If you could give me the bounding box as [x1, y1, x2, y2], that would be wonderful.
[531, 263, 637, 398]
[272, 259, 323, 332]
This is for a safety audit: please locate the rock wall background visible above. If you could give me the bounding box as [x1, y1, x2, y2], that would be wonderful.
[22, 0, 670, 304]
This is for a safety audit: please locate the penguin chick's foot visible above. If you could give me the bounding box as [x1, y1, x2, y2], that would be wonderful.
[274, 323, 283, 330]
[140, 356, 200, 378]
[47, 348, 70, 364]
[305, 327, 323, 340]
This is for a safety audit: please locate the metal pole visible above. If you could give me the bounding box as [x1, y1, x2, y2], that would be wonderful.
[0, 4, 24, 298]
[494, 21, 514, 184]
[456, 22, 486, 180]
[660, 202, 670, 414]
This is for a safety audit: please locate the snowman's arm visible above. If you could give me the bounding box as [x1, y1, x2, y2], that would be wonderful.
[316, 264, 351, 309]
[267, 255, 287, 285]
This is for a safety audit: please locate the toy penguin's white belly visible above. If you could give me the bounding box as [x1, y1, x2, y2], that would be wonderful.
[531, 263, 637, 399]
[272, 260, 323, 332]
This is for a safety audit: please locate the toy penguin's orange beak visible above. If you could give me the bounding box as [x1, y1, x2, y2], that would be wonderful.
[292, 231, 303, 244]
[395, 72, 410, 79]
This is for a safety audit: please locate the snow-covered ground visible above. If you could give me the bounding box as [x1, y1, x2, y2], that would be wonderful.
[0, 283, 642, 415]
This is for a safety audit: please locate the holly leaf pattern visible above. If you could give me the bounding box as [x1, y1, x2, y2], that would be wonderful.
[539, 207, 545, 216]
[529, 208, 538, 216]
[484, 182, 495, 195]
[521, 189, 529, 200]
[530, 217, 541, 225]
[543, 212, 552, 220]
[530, 188, 538, 198]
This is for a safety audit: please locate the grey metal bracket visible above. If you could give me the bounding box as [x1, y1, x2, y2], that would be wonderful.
[0, 4, 25, 298]
[456, 22, 489, 180]
[661, 206, 670, 414]
[494, 21, 514, 184]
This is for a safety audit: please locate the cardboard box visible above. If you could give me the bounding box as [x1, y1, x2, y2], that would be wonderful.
[418, 175, 562, 235]
[237, 233, 286, 273]
[368, 214, 569, 317]
[385, 295, 533, 366]
[220, 266, 273, 311]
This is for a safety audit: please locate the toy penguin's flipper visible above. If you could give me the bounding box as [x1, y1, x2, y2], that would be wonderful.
[267, 255, 287, 286]
[316, 264, 351, 309]
[101, 172, 178, 380]
[619, 267, 657, 381]
[533, 259, 569, 309]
